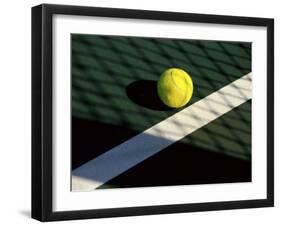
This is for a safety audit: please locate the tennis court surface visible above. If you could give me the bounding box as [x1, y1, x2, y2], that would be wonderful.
[71, 34, 252, 191]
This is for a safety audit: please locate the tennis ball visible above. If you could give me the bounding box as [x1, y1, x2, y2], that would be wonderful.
[157, 68, 193, 108]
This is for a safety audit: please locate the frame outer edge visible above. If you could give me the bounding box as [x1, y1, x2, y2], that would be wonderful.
[31, 5, 44, 221]
[32, 4, 54, 221]
[266, 19, 274, 206]
[31, 3, 275, 221]
[42, 4, 54, 221]
[41, 3, 273, 26]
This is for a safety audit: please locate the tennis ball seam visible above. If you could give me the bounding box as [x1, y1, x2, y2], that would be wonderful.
[170, 70, 189, 105]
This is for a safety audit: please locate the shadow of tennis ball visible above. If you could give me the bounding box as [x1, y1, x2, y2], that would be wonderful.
[126, 80, 172, 111]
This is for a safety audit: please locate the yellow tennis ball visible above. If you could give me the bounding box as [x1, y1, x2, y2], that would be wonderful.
[157, 68, 193, 108]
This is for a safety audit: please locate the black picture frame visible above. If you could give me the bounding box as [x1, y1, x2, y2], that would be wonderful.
[32, 3, 274, 222]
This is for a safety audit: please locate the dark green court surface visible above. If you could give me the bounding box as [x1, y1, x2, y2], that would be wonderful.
[71, 34, 252, 189]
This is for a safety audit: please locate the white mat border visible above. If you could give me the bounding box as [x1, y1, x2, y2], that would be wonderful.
[53, 15, 267, 211]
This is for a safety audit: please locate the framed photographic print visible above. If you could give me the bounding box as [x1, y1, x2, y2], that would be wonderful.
[32, 4, 274, 221]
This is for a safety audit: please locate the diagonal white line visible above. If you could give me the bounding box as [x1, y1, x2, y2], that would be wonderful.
[72, 73, 252, 191]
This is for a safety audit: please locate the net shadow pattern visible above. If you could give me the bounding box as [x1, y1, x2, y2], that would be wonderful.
[71, 34, 252, 161]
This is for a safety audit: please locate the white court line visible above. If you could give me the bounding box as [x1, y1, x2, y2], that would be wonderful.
[72, 73, 252, 191]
